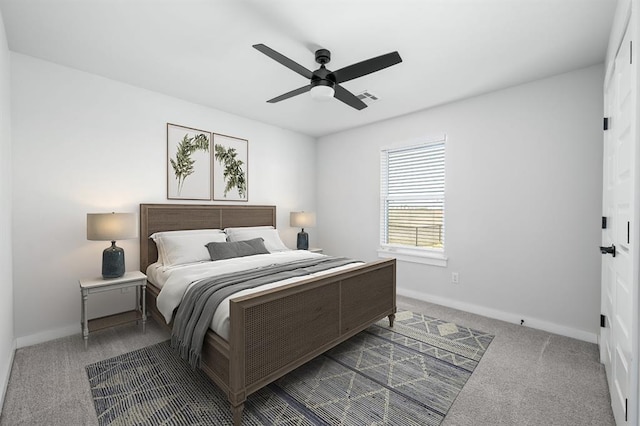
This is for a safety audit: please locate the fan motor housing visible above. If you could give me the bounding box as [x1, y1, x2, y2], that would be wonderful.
[315, 49, 331, 65]
[311, 65, 336, 88]
[311, 78, 335, 90]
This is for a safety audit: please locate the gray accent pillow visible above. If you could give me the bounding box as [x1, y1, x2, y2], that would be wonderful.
[205, 238, 270, 261]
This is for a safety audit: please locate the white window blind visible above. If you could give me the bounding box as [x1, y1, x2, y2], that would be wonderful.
[380, 140, 445, 251]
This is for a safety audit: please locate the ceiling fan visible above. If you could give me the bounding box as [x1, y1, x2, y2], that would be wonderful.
[253, 44, 402, 110]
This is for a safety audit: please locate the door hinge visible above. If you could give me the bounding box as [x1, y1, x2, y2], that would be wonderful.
[625, 398, 628, 421]
[602, 217, 607, 229]
[604, 117, 609, 130]
[627, 221, 630, 244]
[600, 314, 606, 328]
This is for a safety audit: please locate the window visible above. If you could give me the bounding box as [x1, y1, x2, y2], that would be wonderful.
[379, 137, 447, 266]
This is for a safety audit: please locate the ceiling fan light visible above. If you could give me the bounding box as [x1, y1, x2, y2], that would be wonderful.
[310, 85, 335, 101]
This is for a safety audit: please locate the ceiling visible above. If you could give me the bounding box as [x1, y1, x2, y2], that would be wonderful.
[0, 0, 617, 138]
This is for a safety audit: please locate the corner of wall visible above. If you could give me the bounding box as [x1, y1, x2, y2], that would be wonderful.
[15, 324, 80, 349]
[0, 3, 15, 418]
[0, 338, 16, 415]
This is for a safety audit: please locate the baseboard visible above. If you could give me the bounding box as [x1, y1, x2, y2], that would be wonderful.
[0, 338, 16, 415]
[16, 323, 80, 349]
[397, 288, 598, 344]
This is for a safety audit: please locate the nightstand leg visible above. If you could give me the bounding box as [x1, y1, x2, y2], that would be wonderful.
[142, 284, 146, 333]
[135, 284, 140, 315]
[81, 289, 89, 347]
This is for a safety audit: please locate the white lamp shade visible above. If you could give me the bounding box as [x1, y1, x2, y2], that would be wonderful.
[310, 85, 335, 101]
[87, 212, 138, 241]
[290, 211, 316, 228]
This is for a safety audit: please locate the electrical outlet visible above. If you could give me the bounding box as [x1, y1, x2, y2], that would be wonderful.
[451, 272, 459, 284]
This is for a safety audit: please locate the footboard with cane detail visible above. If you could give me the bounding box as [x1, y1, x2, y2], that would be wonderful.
[227, 259, 396, 424]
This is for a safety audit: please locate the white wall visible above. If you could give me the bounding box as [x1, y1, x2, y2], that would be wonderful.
[0, 8, 14, 413]
[8, 50, 605, 346]
[317, 65, 604, 342]
[10, 53, 317, 344]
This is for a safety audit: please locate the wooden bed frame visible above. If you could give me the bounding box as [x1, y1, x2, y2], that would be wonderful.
[139, 203, 396, 425]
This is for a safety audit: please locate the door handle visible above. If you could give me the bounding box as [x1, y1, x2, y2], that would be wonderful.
[600, 244, 616, 257]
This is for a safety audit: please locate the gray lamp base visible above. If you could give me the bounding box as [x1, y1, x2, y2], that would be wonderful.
[102, 241, 125, 278]
[296, 229, 309, 250]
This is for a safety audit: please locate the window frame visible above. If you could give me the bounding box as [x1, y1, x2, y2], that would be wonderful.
[378, 135, 448, 267]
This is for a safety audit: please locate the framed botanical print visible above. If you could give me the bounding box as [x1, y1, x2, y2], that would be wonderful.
[167, 124, 212, 200]
[212, 133, 248, 201]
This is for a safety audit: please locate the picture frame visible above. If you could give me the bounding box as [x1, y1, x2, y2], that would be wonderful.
[212, 133, 248, 201]
[167, 123, 212, 200]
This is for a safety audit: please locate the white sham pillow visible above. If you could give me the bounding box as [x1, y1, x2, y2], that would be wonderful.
[224, 226, 274, 232]
[224, 227, 289, 252]
[150, 229, 225, 239]
[150, 229, 226, 266]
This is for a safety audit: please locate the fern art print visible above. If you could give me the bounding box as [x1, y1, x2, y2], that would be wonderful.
[167, 124, 211, 200]
[213, 134, 248, 201]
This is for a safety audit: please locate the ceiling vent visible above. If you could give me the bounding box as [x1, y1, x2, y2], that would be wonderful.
[356, 90, 380, 104]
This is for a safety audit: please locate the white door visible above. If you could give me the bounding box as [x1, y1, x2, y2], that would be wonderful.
[600, 22, 637, 425]
[600, 55, 614, 382]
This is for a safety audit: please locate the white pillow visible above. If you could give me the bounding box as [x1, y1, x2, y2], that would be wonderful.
[150, 229, 225, 239]
[224, 227, 289, 252]
[150, 229, 226, 265]
[224, 226, 274, 232]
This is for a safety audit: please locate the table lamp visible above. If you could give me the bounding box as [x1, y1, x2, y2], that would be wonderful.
[290, 211, 316, 250]
[87, 212, 138, 278]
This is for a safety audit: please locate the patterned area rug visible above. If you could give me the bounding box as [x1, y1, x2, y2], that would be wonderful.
[86, 311, 493, 425]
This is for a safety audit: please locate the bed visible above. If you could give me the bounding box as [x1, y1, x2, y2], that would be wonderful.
[139, 203, 396, 425]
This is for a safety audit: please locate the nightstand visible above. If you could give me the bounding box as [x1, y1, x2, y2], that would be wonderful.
[79, 270, 147, 346]
[308, 248, 323, 254]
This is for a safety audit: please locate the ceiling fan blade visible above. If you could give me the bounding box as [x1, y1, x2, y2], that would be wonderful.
[333, 51, 402, 84]
[334, 84, 367, 110]
[253, 44, 314, 80]
[267, 85, 311, 103]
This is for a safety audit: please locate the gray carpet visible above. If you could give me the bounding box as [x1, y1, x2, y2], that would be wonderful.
[0, 295, 617, 426]
[85, 311, 493, 425]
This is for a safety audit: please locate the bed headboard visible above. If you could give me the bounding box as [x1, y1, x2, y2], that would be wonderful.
[139, 203, 277, 273]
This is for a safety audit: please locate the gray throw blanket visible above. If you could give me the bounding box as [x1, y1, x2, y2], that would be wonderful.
[171, 256, 359, 368]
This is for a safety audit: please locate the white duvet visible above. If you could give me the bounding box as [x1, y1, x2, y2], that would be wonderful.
[147, 250, 362, 340]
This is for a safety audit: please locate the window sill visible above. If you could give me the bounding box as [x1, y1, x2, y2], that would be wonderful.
[377, 246, 448, 267]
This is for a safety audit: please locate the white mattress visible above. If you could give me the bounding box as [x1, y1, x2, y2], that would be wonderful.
[147, 250, 362, 340]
